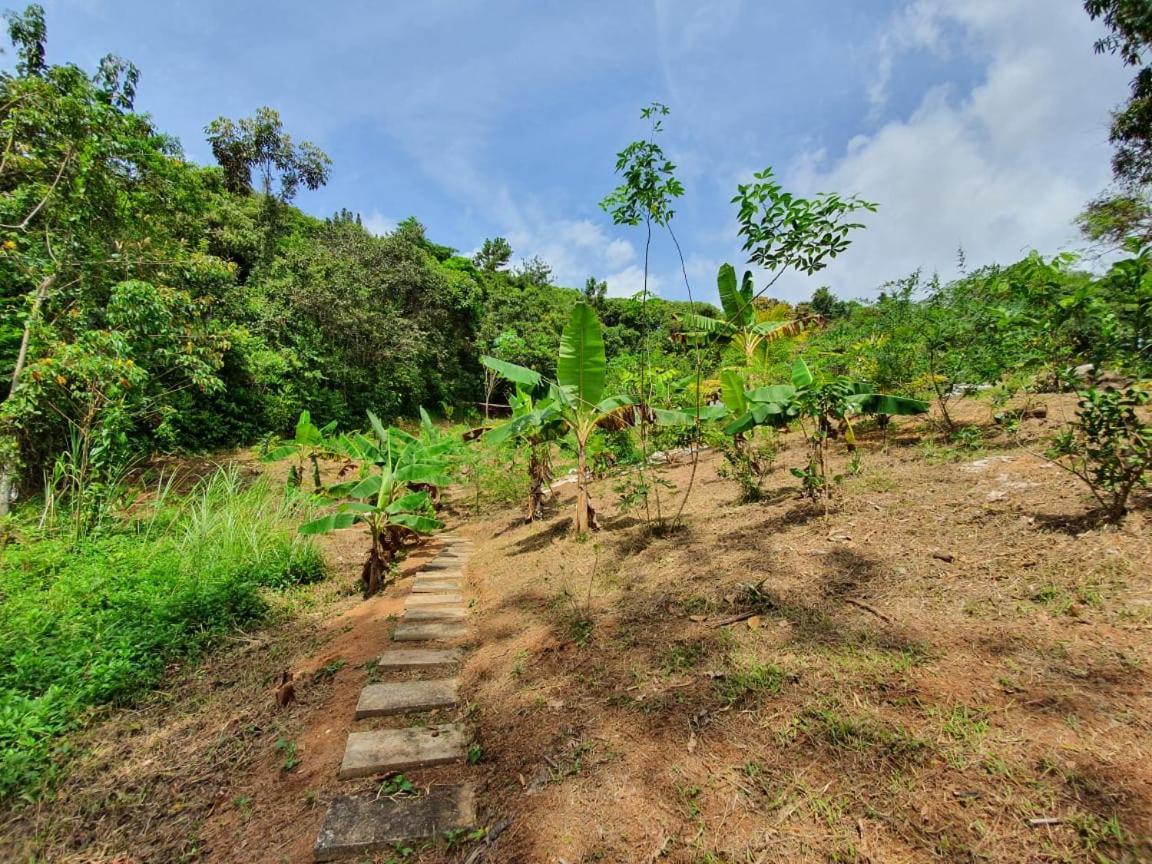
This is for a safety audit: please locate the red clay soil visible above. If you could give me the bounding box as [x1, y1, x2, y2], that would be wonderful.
[4, 396, 1151, 864]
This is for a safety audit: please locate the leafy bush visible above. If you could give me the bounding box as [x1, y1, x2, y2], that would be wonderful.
[1048, 387, 1152, 523]
[0, 468, 324, 800]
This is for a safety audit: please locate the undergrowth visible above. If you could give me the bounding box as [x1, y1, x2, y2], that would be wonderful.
[0, 467, 325, 801]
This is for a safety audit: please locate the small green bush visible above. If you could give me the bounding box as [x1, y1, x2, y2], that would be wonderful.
[0, 468, 325, 800]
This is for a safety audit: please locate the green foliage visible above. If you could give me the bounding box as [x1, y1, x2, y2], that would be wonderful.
[1084, 0, 1152, 186]
[717, 430, 778, 503]
[1048, 387, 1152, 523]
[724, 358, 928, 503]
[599, 102, 684, 228]
[205, 106, 330, 201]
[297, 412, 449, 596]
[0, 466, 323, 800]
[733, 167, 876, 276]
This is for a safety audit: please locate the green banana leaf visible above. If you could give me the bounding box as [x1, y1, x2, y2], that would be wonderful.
[299, 511, 360, 534]
[389, 513, 444, 534]
[846, 393, 929, 415]
[720, 370, 749, 415]
[791, 357, 814, 389]
[481, 355, 542, 389]
[557, 302, 606, 407]
[747, 384, 796, 404]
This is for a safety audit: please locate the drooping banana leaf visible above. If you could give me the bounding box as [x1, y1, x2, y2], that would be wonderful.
[299, 511, 361, 534]
[846, 393, 930, 415]
[389, 513, 444, 534]
[386, 490, 434, 516]
[723, 400, 792, 436]
[746, 384, 796, 404]
[677, 311, 737, 339]
[481, 355, 542, 389]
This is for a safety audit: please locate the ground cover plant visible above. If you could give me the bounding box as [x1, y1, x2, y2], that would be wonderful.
[0, 467, 323, 800]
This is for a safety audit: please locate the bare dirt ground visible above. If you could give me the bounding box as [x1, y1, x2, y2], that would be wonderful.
[4, 395, 1151, 863]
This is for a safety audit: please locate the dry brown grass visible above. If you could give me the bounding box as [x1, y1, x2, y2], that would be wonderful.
[3, 396, 1151, 863]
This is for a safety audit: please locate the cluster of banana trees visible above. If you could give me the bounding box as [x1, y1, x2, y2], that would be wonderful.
[268, 410, 455, 597]
[484, 303, 632, 533]
[721, 358, 928, 503]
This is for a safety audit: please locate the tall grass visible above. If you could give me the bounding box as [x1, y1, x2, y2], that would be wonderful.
[0, 466, 325, 801]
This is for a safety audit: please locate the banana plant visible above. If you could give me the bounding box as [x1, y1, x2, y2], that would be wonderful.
[481, 355, 566, 522]
[724, 358, 928, 504]
[675, 264, 823, 366]
[300, 412, 449, 597]
[484, 304, 632, 533]
[262, 410, 338, 492]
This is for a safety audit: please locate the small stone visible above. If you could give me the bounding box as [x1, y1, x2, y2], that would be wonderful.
[313, 785, 475, 862]
[338, 724, 466, 778]
[355, 679, 457, 718]
[376, 648, 460, 669]
[393, 622, 467, 642]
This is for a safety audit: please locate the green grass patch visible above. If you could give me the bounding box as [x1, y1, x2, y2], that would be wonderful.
[0, 467, 325, 801]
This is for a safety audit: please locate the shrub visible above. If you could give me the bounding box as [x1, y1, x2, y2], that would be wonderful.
[1048, 387, 1152, 524]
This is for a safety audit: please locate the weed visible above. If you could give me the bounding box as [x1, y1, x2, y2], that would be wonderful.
[467, 743, 483, 765]
[314, 657, 347, 681]
[275, 738, 300, 772]
[715, 663, 786, 705]
[660, 641, 709, 673]
[377, 774, 417, 797]
[232, 795, 253, 820]
[0, 467, 325, 800]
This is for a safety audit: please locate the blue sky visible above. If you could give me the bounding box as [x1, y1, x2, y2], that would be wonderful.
[27, 0, 1133, 303]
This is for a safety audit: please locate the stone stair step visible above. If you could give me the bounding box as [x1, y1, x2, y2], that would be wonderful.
[313, 785, 475, 862]
[376, 648, 460, 669]
[404, 606, 466, 622]
[338, 724, 466, 779]
[423, 560, 463, 571]
[393, 622, 467, 642]
[355, 679, 457, 718]
[405, 592, 464, 607]
[411, 579, 462, 594]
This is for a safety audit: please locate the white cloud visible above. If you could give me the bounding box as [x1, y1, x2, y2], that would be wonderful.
[779, 0, 1131, 301]
[605, 238, 636, 268]
[361, 210, 396, 237]
[604, 265, 664, 299]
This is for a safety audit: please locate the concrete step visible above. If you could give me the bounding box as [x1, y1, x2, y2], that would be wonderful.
[377, 648, 460, 669]
[411, 579, 462, 594]
[313, 785, 475, 861]
[405, 592, 464, 607]
[392, 622, 467, 642]
[355, 679, 457, 718]
[338, 724, 466, 779]
[404, 606, 466, 622]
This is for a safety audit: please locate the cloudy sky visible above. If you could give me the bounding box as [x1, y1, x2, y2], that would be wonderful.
[26, 0, 1133, 303]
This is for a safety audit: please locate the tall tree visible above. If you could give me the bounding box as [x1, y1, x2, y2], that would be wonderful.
[473, 236, 512, 271]
[0, 4, 231, 513]
[583, 275, 607, 311]
[1085, 0, 1152, 186]
[205, 106, 330, 202]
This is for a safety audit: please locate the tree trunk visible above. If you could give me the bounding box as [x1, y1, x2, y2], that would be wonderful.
[0, 273, 57, 517]
[575, 440, 590, 533]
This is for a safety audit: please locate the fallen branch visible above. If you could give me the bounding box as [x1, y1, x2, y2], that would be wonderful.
[708, 611, 759, 628]
[845, 598, 892, 623]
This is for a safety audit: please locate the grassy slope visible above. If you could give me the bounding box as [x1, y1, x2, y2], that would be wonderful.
[0, 468, 324, 801]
